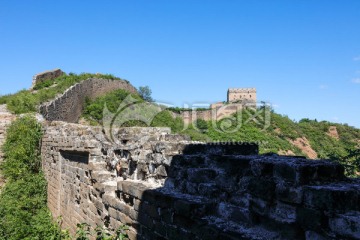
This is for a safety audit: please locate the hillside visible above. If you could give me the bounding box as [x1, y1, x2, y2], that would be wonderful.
[0, 72, 360, 239]
[81, 88, 360, 163]
[1, 72, 360, 176]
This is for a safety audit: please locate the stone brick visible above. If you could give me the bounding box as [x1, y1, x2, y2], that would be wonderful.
[218, 202, 253, 224]
[171, 155, 206, 167]
[159, 208, 173, 224]
[249, 197, 270, 217]
[118, 181, 148, 199]
[276, 182, 303, 204]
[213, 155, 253, 176]
[182, 143, 259, 156]
[191, 224, 220, 240]
[296, 207, 323, 230]
[174, 198, 211, 218]
[162, 225, 188, 239]
[141, 201, 160, 220]
[143, 190, 174, 209]
[248, 178, 276, 200]
[137, 212, 154, 229]
[304, 184, 360, 211]
[305, 231, 328, 240]
[269, 202, 297, 224]
[274, 160, 345, 185]
[329, 211, 360, 239]
[108, 207, 134, 226]
[250, 159, 274, 177]
[187, 168, 217, 183]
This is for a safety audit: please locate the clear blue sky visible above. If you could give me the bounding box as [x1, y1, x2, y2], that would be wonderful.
[1, 1, 359, 128]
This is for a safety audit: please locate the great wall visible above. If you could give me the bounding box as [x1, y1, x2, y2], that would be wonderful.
[1, 69, 360, 239]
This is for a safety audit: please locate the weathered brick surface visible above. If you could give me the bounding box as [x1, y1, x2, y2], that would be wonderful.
[41, 121, 360, 239]
[39, 78, 138, 123]
[31, 68, 64, 89]
[0, 105, 16, 189]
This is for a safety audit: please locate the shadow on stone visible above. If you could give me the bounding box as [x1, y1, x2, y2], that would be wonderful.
[41, 125, 360, 240]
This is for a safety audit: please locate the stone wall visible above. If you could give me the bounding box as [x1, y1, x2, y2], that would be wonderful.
[31, 69, 64, 89]
[39, 78, 138, 123]
[175, 103, 246, 124]
[178, 110, 212, 125]
[0, 105, 16, 188]
[42, 121, 360, 239]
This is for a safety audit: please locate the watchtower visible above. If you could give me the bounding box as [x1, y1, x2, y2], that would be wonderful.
[227, 88, 256, 103]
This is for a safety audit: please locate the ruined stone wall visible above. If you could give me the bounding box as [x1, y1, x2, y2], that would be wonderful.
[42, 122, 360, 240]
[31, 69, 64, 89]
[41, 122, 193, 236]
[179, 110, 212, 125]
[176, 103, 244, 124]
[39, 78, 138, 123]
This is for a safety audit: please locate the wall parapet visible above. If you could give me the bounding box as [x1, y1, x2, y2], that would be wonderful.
[39, 78, 138, 123]
[41, 121, 360, 239]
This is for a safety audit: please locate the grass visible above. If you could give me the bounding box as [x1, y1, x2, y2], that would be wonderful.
[81, 90, 360, 161]
[0, 72, 124, 114]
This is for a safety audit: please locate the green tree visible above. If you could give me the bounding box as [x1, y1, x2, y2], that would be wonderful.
[138, 86, 154, 102]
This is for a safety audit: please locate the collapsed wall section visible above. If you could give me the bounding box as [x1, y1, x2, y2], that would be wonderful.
[39, 78, 138, 123]
[42, 122, 192, 236]
[31, 68, 64, 89]
[42, 122, 360, 240]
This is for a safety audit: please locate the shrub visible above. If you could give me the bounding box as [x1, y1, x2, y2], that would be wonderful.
[1, 116, 43, 180]
[82, 89, 142, 125]
[33, 78, 58, 90]
[6, 90, 38, 114]
[194, 119, 208, 132]
[0, 116, 67, 239]
[0, 174, 66, 240]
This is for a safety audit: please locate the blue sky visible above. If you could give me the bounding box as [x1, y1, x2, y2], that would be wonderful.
[0, 1, 359, 128]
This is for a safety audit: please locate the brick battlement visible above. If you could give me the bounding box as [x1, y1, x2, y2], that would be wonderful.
[41, 122, 360, 239]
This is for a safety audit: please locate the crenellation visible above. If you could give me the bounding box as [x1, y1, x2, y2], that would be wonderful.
[227, 87, 257, 103]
